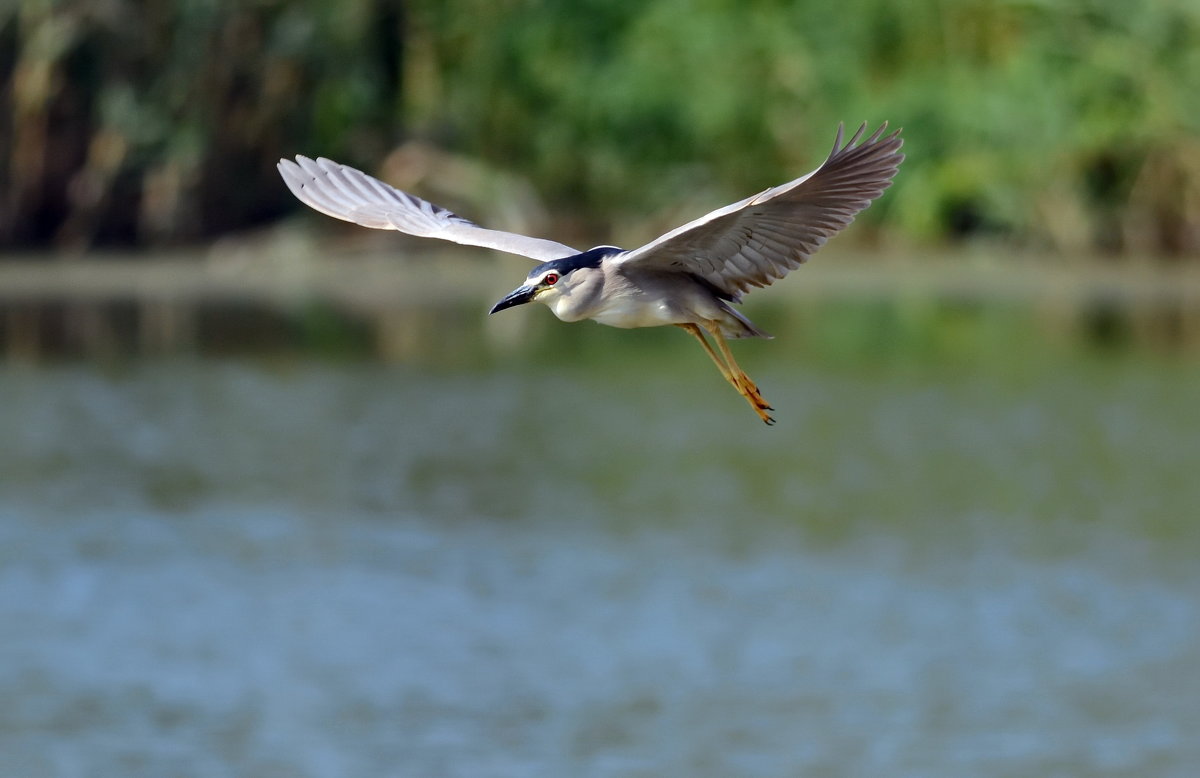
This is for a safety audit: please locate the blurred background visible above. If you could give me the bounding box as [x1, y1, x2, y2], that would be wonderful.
[2, 2, 1199, 776]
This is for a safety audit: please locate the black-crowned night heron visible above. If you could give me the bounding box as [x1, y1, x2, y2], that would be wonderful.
[278, 122, 903, 424]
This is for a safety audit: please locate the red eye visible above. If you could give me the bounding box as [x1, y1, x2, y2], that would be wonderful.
[544, 273, 559, 286]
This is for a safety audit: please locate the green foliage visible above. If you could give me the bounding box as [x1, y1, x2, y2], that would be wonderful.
[407, 0, 1200, 253]
[2, 0, 1199, 254]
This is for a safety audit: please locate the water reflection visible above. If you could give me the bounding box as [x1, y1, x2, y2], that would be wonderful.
[1, 359, 1197, 776]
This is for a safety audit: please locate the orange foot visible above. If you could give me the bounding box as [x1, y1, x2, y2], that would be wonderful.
[735, 375, 775, 425]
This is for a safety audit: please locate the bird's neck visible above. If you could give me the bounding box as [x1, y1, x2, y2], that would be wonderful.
[546, 269, 606, 322]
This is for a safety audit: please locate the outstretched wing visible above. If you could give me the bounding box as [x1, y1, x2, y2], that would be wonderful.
[277, 156, 579, 262]
[613, 122, 904, 300]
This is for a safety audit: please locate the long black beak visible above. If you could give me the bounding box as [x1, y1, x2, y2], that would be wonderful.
[489, 284, 537, 314]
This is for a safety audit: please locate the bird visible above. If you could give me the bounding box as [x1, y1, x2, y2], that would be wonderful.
[278, 122, 903, 425]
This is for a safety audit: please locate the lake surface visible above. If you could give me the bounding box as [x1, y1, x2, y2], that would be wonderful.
[1, 354, 1197, 777]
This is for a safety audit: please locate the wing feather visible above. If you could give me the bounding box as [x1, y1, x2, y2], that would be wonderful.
[612, 122, 904, 299]
[277, 155, 579, 262]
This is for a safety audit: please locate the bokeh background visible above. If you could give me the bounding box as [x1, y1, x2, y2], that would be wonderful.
[2, 2, 1199, 776]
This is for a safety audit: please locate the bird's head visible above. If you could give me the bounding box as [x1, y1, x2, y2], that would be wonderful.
[488, 264, 571, 314]
[489, 246, 621, 316]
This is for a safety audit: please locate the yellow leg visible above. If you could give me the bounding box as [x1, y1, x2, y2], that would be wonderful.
[678, 324, 737, 385]
[678, 323, 775, 425]
[707, 324, 773, 411]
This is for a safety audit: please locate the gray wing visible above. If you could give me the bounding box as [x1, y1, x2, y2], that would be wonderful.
[613, 122, 904, 300]
[277, 156, 579, 262]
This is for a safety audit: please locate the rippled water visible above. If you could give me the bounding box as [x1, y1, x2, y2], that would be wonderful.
[1, 356, 1198, 777]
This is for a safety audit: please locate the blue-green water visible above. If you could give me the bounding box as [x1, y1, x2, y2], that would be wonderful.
[1, 354, 1197, 777]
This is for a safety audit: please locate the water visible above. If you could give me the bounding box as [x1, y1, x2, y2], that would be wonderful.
[1, 355, 1198, 777]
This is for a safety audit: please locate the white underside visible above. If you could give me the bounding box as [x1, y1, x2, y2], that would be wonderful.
[542, 273, 763, 338]
[582, 297, 686, 329]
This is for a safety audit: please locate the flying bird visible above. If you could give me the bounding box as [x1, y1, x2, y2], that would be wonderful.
[278, 122, 903, 424]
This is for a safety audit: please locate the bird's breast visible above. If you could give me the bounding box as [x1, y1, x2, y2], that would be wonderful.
[578, 295, 684, 329]
[547, 270, 712, 329]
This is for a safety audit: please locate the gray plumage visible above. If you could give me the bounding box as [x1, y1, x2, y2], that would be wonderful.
[613, 122, 904, 300]
[278, 122, 904, 424]
[277, 155, 579, 262]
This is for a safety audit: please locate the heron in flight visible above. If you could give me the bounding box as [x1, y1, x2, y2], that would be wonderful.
[278, 122, 903, 424]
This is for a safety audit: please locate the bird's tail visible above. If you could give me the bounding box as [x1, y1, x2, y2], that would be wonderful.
[719, 302, 773, 340]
